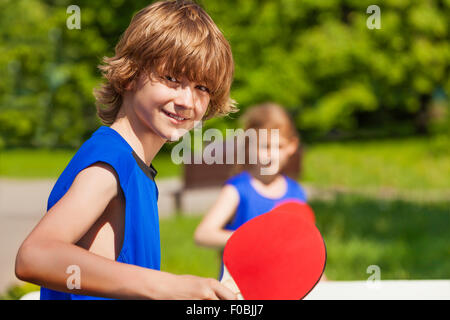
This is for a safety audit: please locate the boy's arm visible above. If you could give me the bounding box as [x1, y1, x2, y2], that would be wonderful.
[15, 162, 236, 300]
[194, 185, 239, 249]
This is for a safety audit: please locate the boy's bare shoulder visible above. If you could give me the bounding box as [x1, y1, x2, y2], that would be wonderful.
[69, 161, 122, 205]
[23, 161, 124, 246]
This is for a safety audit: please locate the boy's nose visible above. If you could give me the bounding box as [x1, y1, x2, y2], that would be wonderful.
[174, 85, 195, 112]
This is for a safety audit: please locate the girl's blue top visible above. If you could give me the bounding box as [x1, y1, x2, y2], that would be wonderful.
[218, 170, 307, 278]
[224, 171, 307, 231]
[40, 126, 160, 300]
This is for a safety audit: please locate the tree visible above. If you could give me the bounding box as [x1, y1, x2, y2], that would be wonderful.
[0, 0, 448, 148]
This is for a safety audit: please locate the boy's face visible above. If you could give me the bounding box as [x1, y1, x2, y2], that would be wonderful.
[128, 72, 210, 141]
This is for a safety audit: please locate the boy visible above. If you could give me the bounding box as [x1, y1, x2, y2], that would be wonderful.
[15, 0, 237, 300]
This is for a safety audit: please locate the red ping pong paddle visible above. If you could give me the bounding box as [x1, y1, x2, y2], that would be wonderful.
[272, 200, 316, 224]
[221, 201, 326, 300]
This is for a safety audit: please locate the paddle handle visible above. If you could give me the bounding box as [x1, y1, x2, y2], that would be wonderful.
[220, 266, 244, 300]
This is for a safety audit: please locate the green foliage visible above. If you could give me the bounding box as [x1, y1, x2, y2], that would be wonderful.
[0, 0, 449, 148]
[204, 0, 450, 137]
[0, 0, 105, 148]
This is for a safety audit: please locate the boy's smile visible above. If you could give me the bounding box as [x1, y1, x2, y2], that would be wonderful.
[161, 109, 190, 122]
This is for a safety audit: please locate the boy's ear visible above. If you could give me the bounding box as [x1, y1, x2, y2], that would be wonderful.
[124, 78, 136, 91]
[124, 71, 145, 92]
[124, 82, 132, 91]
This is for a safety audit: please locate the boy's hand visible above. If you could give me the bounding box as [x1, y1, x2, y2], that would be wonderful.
[161, 274, 238, 300]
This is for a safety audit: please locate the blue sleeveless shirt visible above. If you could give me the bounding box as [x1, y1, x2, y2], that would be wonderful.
[224, 171, 307, 231]
[40, 126, 161, 300]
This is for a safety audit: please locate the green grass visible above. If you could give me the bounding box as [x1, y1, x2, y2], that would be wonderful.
[0, 148, 181, 179]
[160, 215, 222, 278]
[312, 194, 450, 280]
[302, 136, 450, 191]
[0, 283, 39, 300]
[159, 194, 450, 281]
[2, 136, 449, 192]
[4, 193, 449, 299]
[0, 148, 75, 179]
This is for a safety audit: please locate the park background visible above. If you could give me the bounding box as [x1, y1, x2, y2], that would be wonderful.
[0, 0, 449, 299]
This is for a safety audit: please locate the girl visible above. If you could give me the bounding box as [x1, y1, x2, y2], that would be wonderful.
[194, 102, 310, 278]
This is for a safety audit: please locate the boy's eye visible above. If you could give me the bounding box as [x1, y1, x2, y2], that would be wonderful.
[163, 75, 209, 93]
[165, 75, 178, 83]
[196, 85, 210, 93]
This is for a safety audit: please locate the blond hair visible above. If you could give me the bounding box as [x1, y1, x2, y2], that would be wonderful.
[94, 0, 237, 125]
[240, 102, 299, 141]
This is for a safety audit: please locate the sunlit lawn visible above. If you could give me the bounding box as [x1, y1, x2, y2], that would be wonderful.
[0, 148, 181, 179]
[3, 192, 448, 299]
[1, 136, 449, 192]
[301, 136, 450, 191]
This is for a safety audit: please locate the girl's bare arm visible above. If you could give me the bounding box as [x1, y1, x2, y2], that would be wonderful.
[194, 184, 239, 249]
